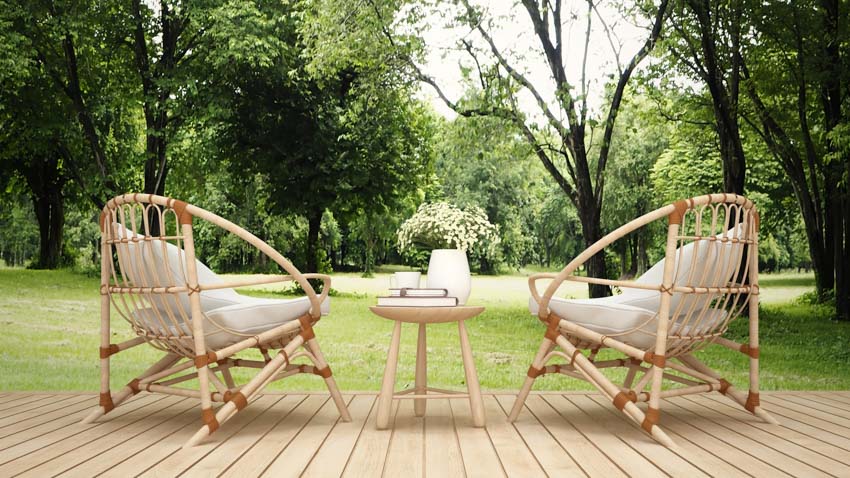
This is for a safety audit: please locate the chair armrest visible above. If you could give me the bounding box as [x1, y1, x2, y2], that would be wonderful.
[537, 203, 677, 319]
[302, 273, 332, 306]
[528, 273, 557, 304]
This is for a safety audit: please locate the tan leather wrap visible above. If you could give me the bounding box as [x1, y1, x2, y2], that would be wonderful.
[668, 199, 690, 225]
[202, 407, 219, 433]
[100, 344, 120, 359]
[641, 407, 660, 433]
[99, 392, 115, 413]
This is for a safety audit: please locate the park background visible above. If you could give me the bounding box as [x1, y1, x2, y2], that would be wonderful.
[1, 0, 849, 392]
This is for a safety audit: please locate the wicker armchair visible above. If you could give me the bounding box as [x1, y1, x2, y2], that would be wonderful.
[510, 194, 777, 448]
[83, 194, 350, 447]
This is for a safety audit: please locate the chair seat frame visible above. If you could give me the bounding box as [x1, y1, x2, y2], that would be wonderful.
[510, 194, 777, 448]
[82, 194, 351, 448]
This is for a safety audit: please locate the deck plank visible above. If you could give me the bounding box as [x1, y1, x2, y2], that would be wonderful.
[0, 391, 846, 477]
[448, 398, 506, 478]
[0, 396, 93, 443]
[0, 394, 91, 433]
[260, 395, 354, 478]
[423, 399, 466, 478]
[480, 395, 547, 478]
[573, 395, 710, 477]
[218, 395, 327, 478]
[341, 399, 398, 477]
[0, 395, 56, 418]
[775, 393, 850, 420]
[57, 401, 199, 477]
[494, 394, 586, 477]
[301, 395, 375, 478]
[0, 394, 172, 474]
[686, 395, 850, 472]
[542, 394, 665, 477]
[663, 398, 827, 477]
[18, 398, 196, 478]
[138, 395, 282, 477]
[382, 399, 425, 478]
[522, 394, 626, 477]
[0, 394, 160, 468]
[182, 394, 307, 477]
[675, 396, 846, 477]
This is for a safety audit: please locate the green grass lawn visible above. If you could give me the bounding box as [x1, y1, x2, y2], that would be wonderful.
[0, 268, 847, 392]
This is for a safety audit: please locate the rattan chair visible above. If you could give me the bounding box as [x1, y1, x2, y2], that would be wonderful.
[510, 194, 777, 448]
[83, 194, 351, 447]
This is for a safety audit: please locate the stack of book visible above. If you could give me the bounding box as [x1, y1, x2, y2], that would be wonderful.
[376, 288, 457, 307]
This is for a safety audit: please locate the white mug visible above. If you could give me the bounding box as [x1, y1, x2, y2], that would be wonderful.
[390, 271, 421, 289]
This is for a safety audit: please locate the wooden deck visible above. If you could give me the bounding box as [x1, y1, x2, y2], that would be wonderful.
[0, 391, 849, 477]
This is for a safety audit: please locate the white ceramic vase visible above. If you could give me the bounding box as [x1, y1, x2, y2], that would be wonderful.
[426, 249, 471, 305]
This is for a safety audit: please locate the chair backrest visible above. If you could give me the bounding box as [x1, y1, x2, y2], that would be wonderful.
[660, 196, 757, 355]
[100, 194, 319, 357]
[538, 194, 758, 355]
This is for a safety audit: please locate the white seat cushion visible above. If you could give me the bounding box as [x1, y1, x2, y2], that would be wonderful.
[114, 223, 329, 349]
[136, 294, 329, 349]
[528, 296, 728, 349]
[529, 295, 657, 348]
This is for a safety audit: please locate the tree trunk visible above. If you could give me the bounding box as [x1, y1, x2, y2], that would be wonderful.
[25, 152, 65, 269]
[31, 190, 64, 269]
[306, 211, 322, 273]
[578, 204, 609, 298]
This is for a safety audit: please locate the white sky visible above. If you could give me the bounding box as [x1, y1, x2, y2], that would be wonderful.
[413, 1, 651, 121]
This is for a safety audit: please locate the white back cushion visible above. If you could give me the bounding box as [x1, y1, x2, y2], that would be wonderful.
[113, 223, 248, 313]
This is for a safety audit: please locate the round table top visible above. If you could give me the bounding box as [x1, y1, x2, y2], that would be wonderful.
[369, 305, 485, 324]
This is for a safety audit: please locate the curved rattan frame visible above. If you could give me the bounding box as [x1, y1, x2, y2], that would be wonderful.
[82, 193, 351, 448]
[510, 193, 777, 448]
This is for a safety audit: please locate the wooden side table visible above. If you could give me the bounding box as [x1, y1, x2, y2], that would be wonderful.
[369, 305, 486, 429]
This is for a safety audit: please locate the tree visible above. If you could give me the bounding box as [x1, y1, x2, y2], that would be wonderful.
[203, 0, 432, 273]
[365, 0, 669, 297]
[665, 0, 747, 194]
[431, 115, 537, 272]
[737, 0, 849, 318]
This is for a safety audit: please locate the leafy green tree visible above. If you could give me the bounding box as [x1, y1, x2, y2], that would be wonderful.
[431, 115, 537, 272]
[201, 0, 432, 273]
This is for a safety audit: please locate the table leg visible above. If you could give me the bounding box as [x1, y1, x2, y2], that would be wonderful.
[377, 320, 402, 429]
[458, 320, 485, 427]
[415, 323, 427, 417]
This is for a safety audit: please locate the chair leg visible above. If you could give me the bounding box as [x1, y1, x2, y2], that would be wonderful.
[82, 352, 180, 424]
[554, 336, 676, 448]
[184, 337, 305, 448]
[304, 337, 351, 422]
[508, 337, 555, 422]
[680, 353, 778, 425]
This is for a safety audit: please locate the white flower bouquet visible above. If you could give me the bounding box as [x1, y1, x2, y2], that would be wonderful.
[397, 202, 500, 258]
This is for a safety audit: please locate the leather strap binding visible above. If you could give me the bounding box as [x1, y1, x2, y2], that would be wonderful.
[745, 391, 760, 413]
[194, 351, 218, 369]
[230, 392, 248, 411]
[202, 407, 219, 433]
[668, 199, 690, 225]
[100, 344, 120, 358]
[740, 344, 760, 359]
[644, 352, 666, 368]
[641, 407, 660, 433]
[544, 313, 561, 341]
[99, 392, 115, 413]
[613, 392, 631, 410]
[127, 379, 141, 395]
[314, 366, 332, 378]
[298, 315, 315, 341]
[718, 378, 732, 395]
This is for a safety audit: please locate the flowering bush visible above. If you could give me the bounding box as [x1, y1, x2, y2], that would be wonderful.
[397, 203, 500, 261]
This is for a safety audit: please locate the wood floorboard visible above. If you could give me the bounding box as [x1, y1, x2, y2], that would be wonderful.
[0, 392, 846, 477]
